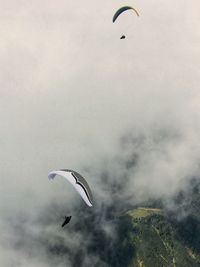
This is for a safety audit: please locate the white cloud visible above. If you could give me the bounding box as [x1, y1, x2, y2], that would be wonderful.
[0, 0, 200, 265]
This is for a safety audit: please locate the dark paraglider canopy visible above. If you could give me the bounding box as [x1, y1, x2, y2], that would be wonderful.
[112, 6, 139, 23]
[62, 216, 72, 227]
[113, 6, 139, 39]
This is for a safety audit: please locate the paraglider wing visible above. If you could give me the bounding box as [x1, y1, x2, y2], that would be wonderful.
[48, 169, 93, 207]
[113, 6, 139, 23]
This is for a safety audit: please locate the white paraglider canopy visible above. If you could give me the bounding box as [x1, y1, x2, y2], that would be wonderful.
[48, 169, 93, 207]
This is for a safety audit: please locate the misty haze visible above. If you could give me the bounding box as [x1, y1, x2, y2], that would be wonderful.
[1, 1, 200, 266]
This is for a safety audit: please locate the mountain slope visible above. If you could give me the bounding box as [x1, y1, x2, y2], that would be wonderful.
[117, 207, 200, 267]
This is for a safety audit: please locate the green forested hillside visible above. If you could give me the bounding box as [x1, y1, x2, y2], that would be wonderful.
[116, 207, 200, 267]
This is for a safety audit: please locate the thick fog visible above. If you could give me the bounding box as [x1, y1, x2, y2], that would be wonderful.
[0, 1, 200, 266]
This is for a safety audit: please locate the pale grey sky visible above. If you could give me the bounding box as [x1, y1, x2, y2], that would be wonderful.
[0, 1, 200, 266]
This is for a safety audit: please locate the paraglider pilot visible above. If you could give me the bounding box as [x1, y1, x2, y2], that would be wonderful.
[62, 216, 72, 227]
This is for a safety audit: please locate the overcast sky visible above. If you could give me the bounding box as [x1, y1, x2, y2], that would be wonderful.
[1, 1, 200, 266]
